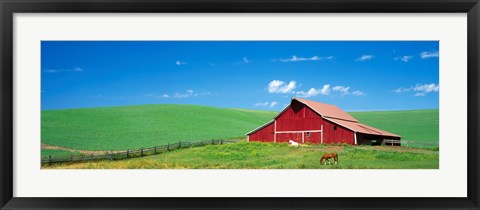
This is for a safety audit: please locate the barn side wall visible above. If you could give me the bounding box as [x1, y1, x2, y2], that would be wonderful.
[322, 119, 355, 145]
[274, 100, 355, 145]
[248, 122, 275, 142]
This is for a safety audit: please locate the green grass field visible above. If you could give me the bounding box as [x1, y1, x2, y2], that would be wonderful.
[42, 104, 277, 151]
[349, 109, 439, 147]
[42, 106, 439, 169]
[41, 149, 81, 159]
[43, 142, 439, 169]
[42, 105, 438, 152]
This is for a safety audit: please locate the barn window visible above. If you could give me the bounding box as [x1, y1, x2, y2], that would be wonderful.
[334, 126, 337, 131]
[306, 132, 310, 138]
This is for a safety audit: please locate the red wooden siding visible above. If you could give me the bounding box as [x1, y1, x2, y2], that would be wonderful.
[275, 100, 323, 131]
[322, 119, 355, 144]
[276, 133, 302, 143]
[248, 122, 274, 142]
[304, 131, 321, 144]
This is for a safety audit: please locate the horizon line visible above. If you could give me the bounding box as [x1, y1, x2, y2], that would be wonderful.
[41, 103, 439, 113]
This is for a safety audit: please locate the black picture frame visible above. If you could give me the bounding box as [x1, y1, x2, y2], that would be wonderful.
[1, 0, 479, 209]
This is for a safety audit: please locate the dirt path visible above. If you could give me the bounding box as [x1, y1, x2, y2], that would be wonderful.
[41, 144, 126, 155]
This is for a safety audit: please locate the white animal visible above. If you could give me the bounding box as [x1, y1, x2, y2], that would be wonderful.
[288, 140, 299, 147]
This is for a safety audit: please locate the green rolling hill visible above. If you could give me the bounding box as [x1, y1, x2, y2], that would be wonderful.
[349, 109, 439, 147]
[42, 104, 277, 151]
[42, 104, 439, 151]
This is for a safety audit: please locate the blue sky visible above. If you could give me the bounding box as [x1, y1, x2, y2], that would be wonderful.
[41, 41, 439, 111]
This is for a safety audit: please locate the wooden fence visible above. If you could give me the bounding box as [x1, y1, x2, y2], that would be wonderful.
[384, 139, 401, 146]
[42, 139, 240, 165]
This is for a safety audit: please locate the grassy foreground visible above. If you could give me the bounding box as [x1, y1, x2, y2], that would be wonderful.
[42, 104, 277, 151]
[43, 142, 439, 169]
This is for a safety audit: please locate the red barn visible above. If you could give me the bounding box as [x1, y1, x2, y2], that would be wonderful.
[246, 97, 401, 145]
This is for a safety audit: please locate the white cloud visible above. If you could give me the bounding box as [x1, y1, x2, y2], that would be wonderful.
[255, 102, 269, 107]
[352, 90, 366, 96]
[352, 91, 366, 96]
[413, 83, 439, 93]
[268, 80, 283, 92]
[414, 92, 426, 97]
[276, 55, 334, 62]
[174, 93, 191, 98]
[395, 83, 439, 96]
[160, 89, 210, 99]
[242, 57, 250, 64]
[43, 67, 84, 73]
[268, 80, 364, 98]
[331, 86, 365, 96]
[356, 55, 374, 61]
[43, 69, 60, 73]
[395, 56, 413, 63]
[332, 86, 350, 95]
[319, 85, 331, 95]
[293, 84, 366, 98]
[254, 101, 278, 108]
[176, 61, 187, 66]
[268, 80, 297, 93]
[420, 51, 439, 59]
[173, 89, 194, 98]
[295, 85, 331, 98]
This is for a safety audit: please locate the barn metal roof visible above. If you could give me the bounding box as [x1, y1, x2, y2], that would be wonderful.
[295, 97, 400, 137]
[326, 118, 401, 137]
[294, 98, 359, 122]
[245, 120, 274, 135]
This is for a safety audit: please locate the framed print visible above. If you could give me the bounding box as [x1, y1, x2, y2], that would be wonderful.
[1, 0, 479, 209]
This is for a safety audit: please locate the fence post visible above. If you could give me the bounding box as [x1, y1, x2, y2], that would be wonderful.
[212, 139, 214, 144]
[167, 143, 170, 151]
[70, 155, 73, 162]
[179, 141, 181, 149]
[127, 149, 129, 158]
[154, 146, 157, 154]
[221, 139, 223, 145]
[48, 155, 52, 165]
[141, 147, 144, 157]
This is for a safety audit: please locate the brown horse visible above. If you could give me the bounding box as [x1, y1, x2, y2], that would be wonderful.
[320, 152, 338, 165]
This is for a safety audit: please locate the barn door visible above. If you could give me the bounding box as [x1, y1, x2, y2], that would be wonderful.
[304, 131, 321, 144]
